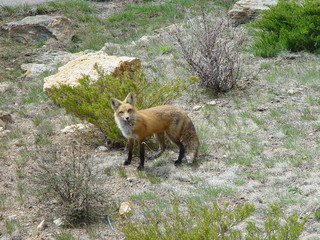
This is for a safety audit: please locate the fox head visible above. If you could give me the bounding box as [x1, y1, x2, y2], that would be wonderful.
[110, 92, 137, 122]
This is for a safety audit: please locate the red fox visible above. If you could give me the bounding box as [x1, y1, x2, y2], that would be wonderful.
[110, 92, 199, 170]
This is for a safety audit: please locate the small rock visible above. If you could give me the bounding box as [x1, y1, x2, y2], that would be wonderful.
[257, 106, 267, 112]
[0, 112, 13, 123]
[53, 218, 64, 226]
[287, 88, 302, 95]
[0, 82, 11, 93]
[206, 100, 217, 106]
[119, 202, 132, 217]
[37, 219, 46, 231]
[60, 123, 90, 133]
[193, 105, 202, 111]
[96, 146, 108, 152]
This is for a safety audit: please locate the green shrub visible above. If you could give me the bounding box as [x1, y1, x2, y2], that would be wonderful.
[123, 200, 306, 239]
[49, 65, 185, 143]
[251, 0, 320, 57]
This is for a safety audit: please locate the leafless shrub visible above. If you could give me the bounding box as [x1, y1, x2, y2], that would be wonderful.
[32, 142, 109, 225]
[174, 7, 244, 92]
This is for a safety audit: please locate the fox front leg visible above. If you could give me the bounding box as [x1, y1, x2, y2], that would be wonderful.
[137, 141, 145, 171]
[124, 138, 134, 166]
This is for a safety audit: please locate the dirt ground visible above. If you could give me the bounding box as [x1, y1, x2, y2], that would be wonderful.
[1, 1, 320, 239]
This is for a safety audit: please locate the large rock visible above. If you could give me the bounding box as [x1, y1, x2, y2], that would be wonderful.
[0, 15, 74, 44]
[228, 0, 278, 24]
[43, 51, 141, 95]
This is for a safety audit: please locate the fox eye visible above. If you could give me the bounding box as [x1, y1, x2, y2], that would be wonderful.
[119, 111, 124, 114]
[127, 109, 132, 113]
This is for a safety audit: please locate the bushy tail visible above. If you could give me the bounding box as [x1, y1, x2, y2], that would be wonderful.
[181, 119, 199, 164]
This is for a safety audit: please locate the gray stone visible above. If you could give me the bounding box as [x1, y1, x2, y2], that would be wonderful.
[228, 0, 278, 24]
[0, 15, 74, 44]
[43, 51, 141, 95]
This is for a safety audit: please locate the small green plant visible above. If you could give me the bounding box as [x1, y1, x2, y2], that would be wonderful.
[250, 0, 320, 57]
[246, 203, 307, 239]
[2, 6, 15, 15]
[117, 166, 127, 178]
[314, 207, 320, 221]
[158, 45, 171, 55]
[55, 231, 80, 240]
[129, 192, 157, 201]
[5, 219, 16, 235]
[49, 68, 185, 143]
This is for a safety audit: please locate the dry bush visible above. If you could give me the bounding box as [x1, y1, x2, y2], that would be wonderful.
[174, 7, 244, 92]
[32, 142, 109, 225]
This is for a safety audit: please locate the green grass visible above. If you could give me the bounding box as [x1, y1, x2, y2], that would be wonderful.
[129, 191, 157, 201]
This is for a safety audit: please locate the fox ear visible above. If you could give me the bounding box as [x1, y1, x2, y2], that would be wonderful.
[110, 98, 121, 110]
[124, 92, 135, 105]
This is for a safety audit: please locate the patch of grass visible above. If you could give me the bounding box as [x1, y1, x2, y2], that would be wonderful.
[55, 231, 80, 240]
[0, 194, 7, 210]
[157, 45, 171, 55]
[2, 6, 15, 15]
[117, 166, 127, 178]
[33, 115, 44, 126]
[16, 181, 25, 204]
[198, 186, 235, 200]
[196, 124, 212, 156]
[314, 207, 320, 221]
[107, 0, 217, 44]
[301, 107, 316, 121]
[227, 156, 252, 166]
[129, 192, 157, 201]
[246, 171, 266, 182]
[104, 167, 112, 176]
[22, 84, 48, 104]
[234, 179, 245, 186]
[146, 173, 162, 184]
[5, 219, 16, 235]
[189, 176, 202, 183]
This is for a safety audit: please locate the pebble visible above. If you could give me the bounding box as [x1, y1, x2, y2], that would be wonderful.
[193, 105, 202, 111]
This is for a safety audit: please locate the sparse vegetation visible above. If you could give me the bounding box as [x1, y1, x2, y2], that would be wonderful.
[123, 200, 306, 239]
[32, 143, 110, 224]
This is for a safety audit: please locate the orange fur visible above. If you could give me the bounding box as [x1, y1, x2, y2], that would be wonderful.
[110, 93, 199, 170]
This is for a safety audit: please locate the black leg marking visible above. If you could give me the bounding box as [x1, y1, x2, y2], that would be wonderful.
[174, 142, 185, 166]
[124, 139, 134, 166]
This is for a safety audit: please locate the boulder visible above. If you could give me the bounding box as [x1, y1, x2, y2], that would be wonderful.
[43, 51, 141, 95]
[0, 15, 74, 44]
[228, 0, 278, 24]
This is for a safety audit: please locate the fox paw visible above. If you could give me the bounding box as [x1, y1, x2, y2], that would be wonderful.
[124, 160, 131, 166]
[137, 165, 144, 171]
[174, 160, 182, 166]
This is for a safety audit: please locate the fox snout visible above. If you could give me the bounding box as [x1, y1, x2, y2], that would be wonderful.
[122, 114, 131, 121]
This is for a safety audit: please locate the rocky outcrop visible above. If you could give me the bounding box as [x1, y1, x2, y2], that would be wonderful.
[0, 15, 74, 44]
[43, 51, 141, 95]
[228, 0, 278, 24]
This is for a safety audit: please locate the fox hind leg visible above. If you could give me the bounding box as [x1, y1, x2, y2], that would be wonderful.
[148, 132, 166, 160]
[166, 132, 185, 165]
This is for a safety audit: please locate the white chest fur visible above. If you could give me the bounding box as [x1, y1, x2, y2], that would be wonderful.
[115, 117, 138, 139]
